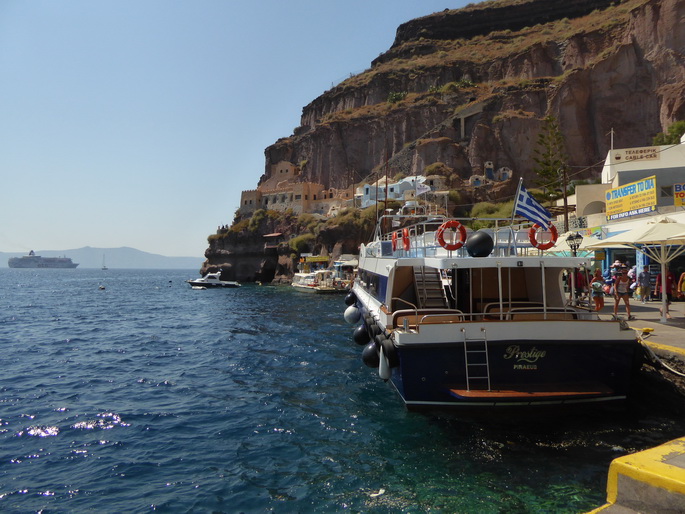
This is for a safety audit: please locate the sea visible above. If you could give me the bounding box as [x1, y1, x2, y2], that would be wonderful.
[2, 268, 685, 513]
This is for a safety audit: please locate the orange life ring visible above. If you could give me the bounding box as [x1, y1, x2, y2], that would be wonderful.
[528, 223, 559, 250]
[402, 228, 410, 251]
[391, 231, 398, 251]
[436, 220, 467, 251]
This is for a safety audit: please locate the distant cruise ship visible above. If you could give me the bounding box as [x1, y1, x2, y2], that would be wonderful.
[8, 250, 79, 269]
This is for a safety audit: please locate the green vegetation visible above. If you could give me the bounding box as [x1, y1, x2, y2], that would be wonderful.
[532, 115, 568, 201]
[296, 213, 320, 234]
[387, 91, 408, 104]
[469, 200, 516, 229]
[438, 79, 476, 94]
[424, 161, 452, 176]
[289, 233, 316, 254]
[653, 120, 685, 145]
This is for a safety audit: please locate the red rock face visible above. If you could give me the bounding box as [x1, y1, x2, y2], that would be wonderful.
[265, 0, 685, 193]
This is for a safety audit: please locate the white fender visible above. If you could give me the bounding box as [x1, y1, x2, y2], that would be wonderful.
[344, 305, 361, 324]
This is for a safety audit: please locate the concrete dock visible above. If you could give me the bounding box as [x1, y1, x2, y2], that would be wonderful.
[591, 297, 685, 512]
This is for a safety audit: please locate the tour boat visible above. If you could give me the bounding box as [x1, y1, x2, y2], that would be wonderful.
[292, 269, 349, 294]
[343, 215, 639, 410]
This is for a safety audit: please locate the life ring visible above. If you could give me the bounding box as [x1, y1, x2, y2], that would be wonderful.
[391, 231, 398, 251]
[436, 220, 467, 251]
[402, 228, 411, 251]
[528, 223, 559, 251]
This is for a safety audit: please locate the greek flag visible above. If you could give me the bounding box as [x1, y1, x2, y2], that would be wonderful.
[415, 182, 431, 195]
[514, 183, 552, 229]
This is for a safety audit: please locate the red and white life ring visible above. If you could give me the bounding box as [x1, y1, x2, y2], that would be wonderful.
[401, 227, 410, 251]
[391, 231, 398, 251]
[528, 223, 558, 251]
[436, 220, 467, 251]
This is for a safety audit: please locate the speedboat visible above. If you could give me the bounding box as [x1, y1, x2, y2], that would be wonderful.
[343, 215, 639, 410]
[187, 272, 240, 288]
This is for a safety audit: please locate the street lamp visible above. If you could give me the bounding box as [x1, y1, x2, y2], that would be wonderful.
[558, 165, 570, 233]
[567, 232, 583, 257]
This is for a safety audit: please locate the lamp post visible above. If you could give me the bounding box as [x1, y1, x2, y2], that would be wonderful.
[558, 165, 570, 233]
[567, 232, 583, 257]
[566, 231, 584, 304]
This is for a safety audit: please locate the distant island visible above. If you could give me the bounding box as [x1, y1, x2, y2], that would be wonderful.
[1, 247, 204, 269]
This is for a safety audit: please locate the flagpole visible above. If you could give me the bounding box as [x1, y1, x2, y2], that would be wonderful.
[508, 177, 524, 253]
[511, 177, 523, 225]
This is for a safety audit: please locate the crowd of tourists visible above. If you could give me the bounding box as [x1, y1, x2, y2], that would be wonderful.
[569, 260, 685, 320]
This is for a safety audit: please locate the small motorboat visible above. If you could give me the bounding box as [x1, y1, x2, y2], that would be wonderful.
[186, 272, 240, 288]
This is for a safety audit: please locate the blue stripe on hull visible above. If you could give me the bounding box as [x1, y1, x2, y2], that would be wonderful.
[390, 339, 639, 407]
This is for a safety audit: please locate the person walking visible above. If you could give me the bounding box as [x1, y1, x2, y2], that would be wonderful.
[678, 269, 685, 301]
[656, 267, 677, 319]
[590, 268, 605, 312]
[613, 266, 634, 320]
[637, 265, 652, 303]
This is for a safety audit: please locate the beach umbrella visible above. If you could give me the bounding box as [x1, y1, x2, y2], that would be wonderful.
[585, 216, 685, 323]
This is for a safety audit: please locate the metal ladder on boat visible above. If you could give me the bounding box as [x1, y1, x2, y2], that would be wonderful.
[461, 327, 491, 391]
[413, 266, 448, 309]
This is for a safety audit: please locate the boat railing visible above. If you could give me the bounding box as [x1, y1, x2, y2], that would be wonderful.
[372, 215, 556, 258]
[392, 308, 465, 332]
[392, 304, 586, 331]
[484, 306, 578, 321]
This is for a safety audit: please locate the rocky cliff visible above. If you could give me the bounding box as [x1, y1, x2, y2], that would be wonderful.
[266, 0, 685, 188]
[203, 0, 685, 280]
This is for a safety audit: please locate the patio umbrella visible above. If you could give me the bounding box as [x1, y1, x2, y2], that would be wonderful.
[585, 216, 685, 323]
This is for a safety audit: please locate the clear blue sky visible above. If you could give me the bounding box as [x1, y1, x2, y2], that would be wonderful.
[1, 0, 472, 257]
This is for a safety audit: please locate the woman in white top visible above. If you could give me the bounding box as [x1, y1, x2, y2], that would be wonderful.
[613, 267, 634, 320]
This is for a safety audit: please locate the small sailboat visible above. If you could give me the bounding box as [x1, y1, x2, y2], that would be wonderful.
[102, 254, 108, 271]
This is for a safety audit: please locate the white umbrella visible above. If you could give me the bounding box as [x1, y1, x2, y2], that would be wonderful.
[585, 216, 685, 323]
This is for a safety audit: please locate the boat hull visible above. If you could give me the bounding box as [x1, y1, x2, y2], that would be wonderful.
[291, 284, 319, 293]
[388, 337, 638, 409]
[8, 257, 78, 268]
[186, 280, 240, 288]
[292, 284, 347, 294]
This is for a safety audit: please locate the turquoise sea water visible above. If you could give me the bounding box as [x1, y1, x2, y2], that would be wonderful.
[1, 268, 684, 512]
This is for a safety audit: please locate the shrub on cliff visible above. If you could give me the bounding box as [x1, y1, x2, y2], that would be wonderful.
[469, 200, 516, 229]
[424, 161, 453, 177]
[314, 206, 380, 251]
[289, 233, 316, 254]
[653, 120, 685, 145]
[297, 213, 321, 234]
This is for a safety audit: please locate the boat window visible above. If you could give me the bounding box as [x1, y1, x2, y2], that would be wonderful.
[359, 269, 383, 301]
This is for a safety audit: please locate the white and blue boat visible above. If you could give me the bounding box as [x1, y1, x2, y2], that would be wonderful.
[343, 215, 639, 410]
